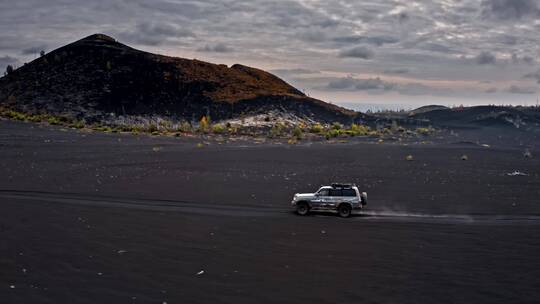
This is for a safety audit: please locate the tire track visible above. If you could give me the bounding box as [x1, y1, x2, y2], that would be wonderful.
[0, 190, 288, 217]
[2, 190, 539, 225]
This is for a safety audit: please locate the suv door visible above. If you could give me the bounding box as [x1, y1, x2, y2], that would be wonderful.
[328, 189, 342, 207]
[313, 189, 329, 208]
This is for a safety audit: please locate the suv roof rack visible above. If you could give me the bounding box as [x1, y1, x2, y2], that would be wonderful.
[331, 183, 355, 189]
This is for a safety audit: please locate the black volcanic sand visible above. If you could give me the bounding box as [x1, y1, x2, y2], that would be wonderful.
[1, 120, 539, 303]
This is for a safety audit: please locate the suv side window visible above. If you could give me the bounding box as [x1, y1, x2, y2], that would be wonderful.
[329, 189, 342, 196]
[318, 189, 329, 196]
[342, 189, 356, 197]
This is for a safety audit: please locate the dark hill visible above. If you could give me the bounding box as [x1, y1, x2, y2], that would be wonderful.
[0, 34, 354, 122]
[408, 105, 449, 116]
[411, 105, 540, 130]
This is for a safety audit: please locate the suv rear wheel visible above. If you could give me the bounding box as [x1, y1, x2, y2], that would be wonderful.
[296, 202, 309, 216]
[337, 204, 352, 218]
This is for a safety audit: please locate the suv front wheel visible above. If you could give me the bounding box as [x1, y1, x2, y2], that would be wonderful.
[296, 202, 310, 216]
[337, 204, 352, 218]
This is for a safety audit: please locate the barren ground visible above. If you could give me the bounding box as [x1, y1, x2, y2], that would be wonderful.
[1, 120, 539, 303]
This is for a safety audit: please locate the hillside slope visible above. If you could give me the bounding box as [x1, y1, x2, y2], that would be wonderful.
[410, 105, 540, 130]
[0, 34, 353, 123]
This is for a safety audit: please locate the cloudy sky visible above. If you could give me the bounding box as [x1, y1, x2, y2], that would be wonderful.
[1, 0, 540, 110]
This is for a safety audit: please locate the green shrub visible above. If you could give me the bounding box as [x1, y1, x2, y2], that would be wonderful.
[292, 126, 303, 139]
[310, 123, 324, 133]
[325, 128, 341, 139]
[159, 119, 173, 131]
[116, 125, 135, 132]
[69, 120, 85, 129]
[228, 125, 238, 134]
[6, 111, 27, 121]
[331, 122, 342, 130]
[147, 123, 158, 133]
[348, 123, 369, 136]
[416, 127, 433, 136]
[94, 125, 113, 132]
[47, 117, 62, 125]
[28, 115, 43, 122]
[178, 121, 192, 133]
[212, 124, 226, 134]
[269, 123, 284, 138]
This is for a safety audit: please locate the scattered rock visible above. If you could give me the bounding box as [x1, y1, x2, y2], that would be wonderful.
[507, 171, 528, 176]
[461, 155, 468, 161]
[196, 270, 205, 276]
[406, 155, 414, 161]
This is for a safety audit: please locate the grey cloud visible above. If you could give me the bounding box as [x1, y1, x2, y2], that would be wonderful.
[0, 55, 18, 65]
[420, 43, 459, 54]
[326, 77, 395, 91]
[523, 56, 535, 64]
[261, 1, 340, 29]
[271, 68, 320, 76]
[397, 12, 410, 23]
[198, 43, 233, 53]
[476, 51, 497, 65]
[397, 83, 454, 97]
[21, 45, 47, 55]
[118, 22, 195, 46]
[339, 46, 374, 59]
[507, 85, 536, 94]
[135, 1, 214, 19]
[499, 34, 518, 45]
[512, 54, 536, 65]
[383, 68, 410, 74]
[523, 70, 540, 83]
[481, 0, 540, 20]
[326, 77, 359, 90]
[333, 35, 399, 46]
[298, 30, 328, 42]
[0, 55, 18, 73]
[322, 76, 454, 96]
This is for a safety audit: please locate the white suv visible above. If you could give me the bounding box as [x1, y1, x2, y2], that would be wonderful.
[291, 183, 367, 218]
